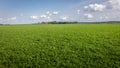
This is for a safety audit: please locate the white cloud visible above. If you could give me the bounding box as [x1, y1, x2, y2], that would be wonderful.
[40, 15, 47, 18]
[47, 16, 50, 19]
[61, 16, 68, 20]
[84, 13, 93, 19]
[8, 17, 17, 20]
[11, 17, 17, 20]
[53, 11, 59, 15]
[100, 15, 109, 19]
[30, 11, 58, 21]
[84, 3, 106, 11]
[46, 11, 50, 14]
[46, 11, 52, 16]
[30, 16, 39, 19]
[84, 6, 89, 9]
[83, 0, 120, 21]
[46, 11, 59, 16]
[46, 18, 53, 22]
[107, 0, 120, 10]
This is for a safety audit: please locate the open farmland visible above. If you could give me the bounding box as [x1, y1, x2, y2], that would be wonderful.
[0, 24, 120, 68]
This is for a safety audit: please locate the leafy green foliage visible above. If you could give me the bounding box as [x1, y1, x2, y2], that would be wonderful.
[0, 24, 120, 68]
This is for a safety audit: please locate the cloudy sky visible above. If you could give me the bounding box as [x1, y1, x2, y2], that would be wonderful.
[0, 0, 120, 24]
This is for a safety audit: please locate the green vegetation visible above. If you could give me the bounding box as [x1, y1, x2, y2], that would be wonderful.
[0, 24, 120, 68]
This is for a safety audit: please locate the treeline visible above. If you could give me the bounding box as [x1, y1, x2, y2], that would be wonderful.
[35, 21, 78, 24]
[34, 21, 120, 24]
[0, 24, 10, 25]
[0, 21, 120, 25]
[99, 21, 120, 24]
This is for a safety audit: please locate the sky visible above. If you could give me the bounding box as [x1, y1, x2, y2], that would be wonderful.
[0, 0, 120, 24]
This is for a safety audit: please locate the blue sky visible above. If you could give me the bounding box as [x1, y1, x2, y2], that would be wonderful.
[0, 0, 120, 24]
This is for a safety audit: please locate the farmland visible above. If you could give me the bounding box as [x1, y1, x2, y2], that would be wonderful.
[0, 24, 120, 68]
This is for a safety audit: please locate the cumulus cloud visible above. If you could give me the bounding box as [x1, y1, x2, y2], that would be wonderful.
[53, 11, 59, 15]
[84, 3, 106, 11]
[46, 11, 52, 16]
[83, 0, 120, 21]
[30, 11, 58, 21]
[30, 16, 39, 19]
[107, 0, 120, 10]
[47, 16, 50, 19]
[40, 15, 47, 18]
[46, 11, 59, 16]
[46, 11, 50, 14]
[84, 13, 93, 19]
[61, 16, 68, 20]
[30, 14, 51, 21]
[8, 17, 17, 20]
[30, 11, 58, 22]
[100, 15, 109, 20]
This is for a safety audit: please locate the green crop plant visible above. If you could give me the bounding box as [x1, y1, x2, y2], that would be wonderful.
[0, 24, 120, 68]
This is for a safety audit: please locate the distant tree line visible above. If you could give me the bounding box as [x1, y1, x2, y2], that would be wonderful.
[33, 21, 120, 24]
[0, 21, 120, 25]
[36, 21, 79, 24]
[0, 24, 10, 25]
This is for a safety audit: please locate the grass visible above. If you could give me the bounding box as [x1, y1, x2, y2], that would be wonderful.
[0, 24, 120, 68]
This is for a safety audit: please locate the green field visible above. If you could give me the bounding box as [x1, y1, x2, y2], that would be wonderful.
[0, 24, 120, 68]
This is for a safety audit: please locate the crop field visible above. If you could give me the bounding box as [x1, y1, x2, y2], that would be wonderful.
[0, 24, 120, 68]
